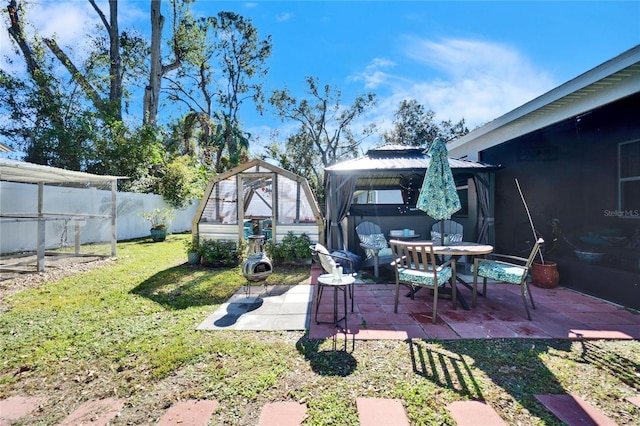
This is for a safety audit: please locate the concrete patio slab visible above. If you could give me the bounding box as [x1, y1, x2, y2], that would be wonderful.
[196, 267, 640, 341]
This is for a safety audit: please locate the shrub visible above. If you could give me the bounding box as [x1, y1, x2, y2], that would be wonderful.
[199, 239, 243, 267]
[265, 232, 311, 263]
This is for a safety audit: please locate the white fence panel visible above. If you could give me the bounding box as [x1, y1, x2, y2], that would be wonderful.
[1, 181, 197, 253]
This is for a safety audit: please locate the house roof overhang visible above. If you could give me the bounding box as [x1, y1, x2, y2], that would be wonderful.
[448, 44, 640, 161]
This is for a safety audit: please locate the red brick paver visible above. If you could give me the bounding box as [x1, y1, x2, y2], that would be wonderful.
[156, 400, 218, 426]
[447, 400, 507, 425]
[535, 394, 617, 425]
[59, 398, 124, 426]
[0, 396, 44, 426]
[356, 398, 409, 426]
[627, 396, 640, 408]
[258, 401, 307, 425]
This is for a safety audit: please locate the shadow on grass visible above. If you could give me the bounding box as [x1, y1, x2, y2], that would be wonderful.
[296, 334, 358, 377]
[131, 263, 241, 310]
[434, 339, 572, 424]
[579, 339, 640, 389]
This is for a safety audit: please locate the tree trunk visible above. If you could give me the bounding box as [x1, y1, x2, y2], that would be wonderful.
[108, 0, 122, 119]
[145, 0, 163, 126]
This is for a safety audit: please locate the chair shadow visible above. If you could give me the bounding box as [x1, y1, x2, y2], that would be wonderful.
[578, 339, 640, 389]
[408, 339, 573, 423]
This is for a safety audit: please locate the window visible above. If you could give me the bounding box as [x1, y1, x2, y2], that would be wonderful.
[619, 139, 640, 217]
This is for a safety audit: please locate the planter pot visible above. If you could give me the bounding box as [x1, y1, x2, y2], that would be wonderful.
[150, 228, 168, 242]
[532, 261, 559, 288]
[187, 251, 201, 265]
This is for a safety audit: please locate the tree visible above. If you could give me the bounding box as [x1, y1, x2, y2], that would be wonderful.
[165, 11, 271, 172]
[382, 99, 468, 148]
[269, 76, 377, 191]
[144, 0, 193, 126]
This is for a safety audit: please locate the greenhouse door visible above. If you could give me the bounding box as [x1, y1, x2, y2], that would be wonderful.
[240, 173, 275, 241]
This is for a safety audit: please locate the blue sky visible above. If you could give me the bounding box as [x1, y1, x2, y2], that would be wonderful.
[2, 1, 639, 154]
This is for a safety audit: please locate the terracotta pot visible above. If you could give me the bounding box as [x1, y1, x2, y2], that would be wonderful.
[532, 261, 559, 288]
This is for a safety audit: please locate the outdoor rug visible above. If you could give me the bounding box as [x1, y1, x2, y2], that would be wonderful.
[197, 284, 313, 331]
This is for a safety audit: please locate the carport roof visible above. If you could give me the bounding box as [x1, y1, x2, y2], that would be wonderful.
[0, 158, 124, 185]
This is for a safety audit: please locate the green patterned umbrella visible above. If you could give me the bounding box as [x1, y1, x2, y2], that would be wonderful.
[416, 138, 461, 220]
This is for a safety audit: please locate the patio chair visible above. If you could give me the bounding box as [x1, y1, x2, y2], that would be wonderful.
[310, 243, 358, 319]
[390, 239, 456, 324]
[472, 238, 544, 320]
[355, 221, 393, 277]
[430, 220, 464, 244]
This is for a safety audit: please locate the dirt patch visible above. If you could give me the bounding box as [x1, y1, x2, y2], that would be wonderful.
[0, 256, 113, 312]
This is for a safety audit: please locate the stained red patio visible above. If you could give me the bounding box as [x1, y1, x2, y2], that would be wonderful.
[309, 265, 640, 341]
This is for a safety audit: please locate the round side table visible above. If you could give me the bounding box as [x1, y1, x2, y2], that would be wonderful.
[315, 274, 356, 331]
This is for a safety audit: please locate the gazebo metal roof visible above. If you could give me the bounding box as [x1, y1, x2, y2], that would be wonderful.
[324, 144, 498, 190]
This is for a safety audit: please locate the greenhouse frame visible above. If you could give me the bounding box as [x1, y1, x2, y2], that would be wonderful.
[193, 159, 323, 245]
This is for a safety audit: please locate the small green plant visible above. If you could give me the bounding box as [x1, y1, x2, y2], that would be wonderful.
[184, 235, 200, 254]
[199, 238, 242, 267]
[265, 232, 311, 263]
[141, 207, 175, 230]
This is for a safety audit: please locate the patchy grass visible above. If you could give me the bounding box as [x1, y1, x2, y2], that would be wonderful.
[1, 233, 639, 425]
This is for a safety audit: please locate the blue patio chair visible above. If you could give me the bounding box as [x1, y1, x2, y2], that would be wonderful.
[472, 238, 544, 320]
[356, 220, 393, 277]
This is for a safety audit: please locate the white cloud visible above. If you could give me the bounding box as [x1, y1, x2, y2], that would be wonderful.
[276, 12, 293, 23]
[361, 38, 556, 133]
[1, 1, 147, 73]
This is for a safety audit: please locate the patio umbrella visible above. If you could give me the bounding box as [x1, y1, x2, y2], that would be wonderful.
[416, 138, 461, 238]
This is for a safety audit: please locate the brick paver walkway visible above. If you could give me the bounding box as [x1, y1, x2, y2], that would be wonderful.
[3, 393, 638, 424]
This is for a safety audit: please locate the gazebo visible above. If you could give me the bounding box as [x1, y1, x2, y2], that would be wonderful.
[323, 144, 499, 256]
[193, 159, 323, 245]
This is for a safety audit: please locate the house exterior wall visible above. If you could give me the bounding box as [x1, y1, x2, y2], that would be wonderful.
[480, 92, 640, 310]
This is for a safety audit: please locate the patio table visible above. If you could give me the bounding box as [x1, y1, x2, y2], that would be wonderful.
[408, 241, 494, 310]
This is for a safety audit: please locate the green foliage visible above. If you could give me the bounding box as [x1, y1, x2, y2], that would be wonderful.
[265, 232, 311, 263]
[158, 155, 202, 208]
[184, 234, 200, 254]
[199, 238, 242, 267]
[268, 76, 377, 202]
[382, 99, 469, 147]
[141, 207, 175, 230]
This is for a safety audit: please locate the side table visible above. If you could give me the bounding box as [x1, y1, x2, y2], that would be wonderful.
[315, 274, 356, 332]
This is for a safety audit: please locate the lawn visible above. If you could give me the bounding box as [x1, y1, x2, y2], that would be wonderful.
[1, 233, 639, 425]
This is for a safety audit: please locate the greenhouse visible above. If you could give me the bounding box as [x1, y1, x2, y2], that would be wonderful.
[193, 159, 323, 245]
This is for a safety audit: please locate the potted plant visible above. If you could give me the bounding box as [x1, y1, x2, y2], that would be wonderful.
[141, 208, 175, 242]
[531, 218, 561, 288]
[185, 235, 201, 265]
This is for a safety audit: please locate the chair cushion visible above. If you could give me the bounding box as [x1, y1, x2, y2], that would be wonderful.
[314, 243, 336, 273]
[398, 266, 451, 287]
[359, 233, 389, 259]
[475, 260, 526, 284]
[430, 231, 463, 245]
